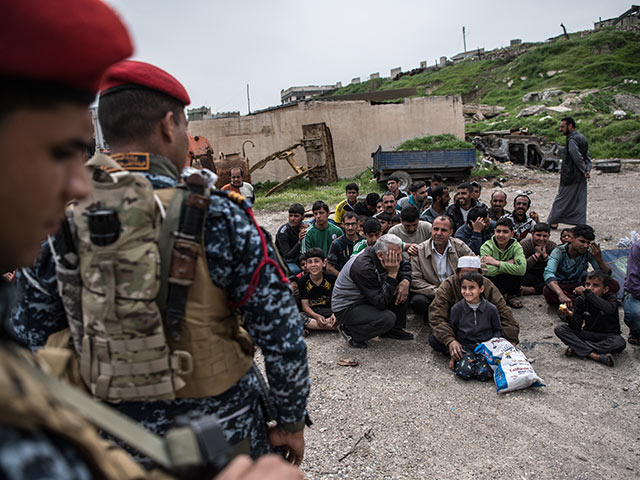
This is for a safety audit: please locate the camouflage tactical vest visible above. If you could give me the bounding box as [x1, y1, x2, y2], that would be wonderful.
[58, 154, 253, 402]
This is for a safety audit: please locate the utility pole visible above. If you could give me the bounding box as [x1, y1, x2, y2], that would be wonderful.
[462, 26, 467, 53]
[246, 83, 251, 115]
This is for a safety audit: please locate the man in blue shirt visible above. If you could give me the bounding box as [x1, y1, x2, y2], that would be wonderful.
[543, 224, 618, 307]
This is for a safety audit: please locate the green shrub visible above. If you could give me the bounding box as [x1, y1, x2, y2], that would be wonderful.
[396, 134, 474, 151]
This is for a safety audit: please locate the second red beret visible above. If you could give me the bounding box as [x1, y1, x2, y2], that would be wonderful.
[100, 60, 191, 105]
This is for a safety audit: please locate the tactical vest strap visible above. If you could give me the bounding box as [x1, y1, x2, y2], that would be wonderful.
[98, 351, 193, 376]
[107, 333, 167, 353]
[91, 377, 184, 400]
[155, 188, 184, 319]
[85, 153, 124, 172]
[166, 175, 211, 339]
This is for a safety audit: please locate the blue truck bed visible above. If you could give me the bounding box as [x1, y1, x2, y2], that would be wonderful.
[372, 145, 476, 185]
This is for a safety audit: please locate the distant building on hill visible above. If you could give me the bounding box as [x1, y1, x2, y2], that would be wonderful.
[281, 83, 341, 104]
[451, 47, 485, 63]
[594, 5, 639, 30]
[187, 107, 239, 121]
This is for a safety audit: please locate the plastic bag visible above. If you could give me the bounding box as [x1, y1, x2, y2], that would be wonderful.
[617, 230, 639, 249]
[494, 349, 545, 394]
[474, 337, 516, 369]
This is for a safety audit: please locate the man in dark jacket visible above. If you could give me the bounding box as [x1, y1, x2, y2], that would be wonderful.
[554, 271, 626, 366]
[332, 234, 413, 348]
[421, 185, 450, 223]
[276, 203, 307, 274]
[520, 223, 557, 295]
[428, 256, 520, 356]
[353, 192, 380, 217]
[547, 117, 592, 227]
[454, 206, 495, 255]
[445, 182, 477, 232]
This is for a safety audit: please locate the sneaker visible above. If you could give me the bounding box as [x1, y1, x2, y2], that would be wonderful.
[380, 328, 414, 340]
[339, 324, 367, 349]
[628, 336, 640, 346]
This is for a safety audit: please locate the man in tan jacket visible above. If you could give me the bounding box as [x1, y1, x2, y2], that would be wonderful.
[428, 256, 520, 358]
[410, 216, 474, 324]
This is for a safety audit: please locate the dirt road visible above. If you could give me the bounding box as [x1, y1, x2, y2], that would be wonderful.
[256, 164, 640, 479]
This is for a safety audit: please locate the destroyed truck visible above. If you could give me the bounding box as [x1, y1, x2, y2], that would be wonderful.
[469, 128, 562, 171]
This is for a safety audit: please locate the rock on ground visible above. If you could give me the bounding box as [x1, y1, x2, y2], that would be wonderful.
[256, 165, 640, 480]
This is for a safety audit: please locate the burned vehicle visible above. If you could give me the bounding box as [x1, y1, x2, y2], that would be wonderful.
[469, 129, 562, 171]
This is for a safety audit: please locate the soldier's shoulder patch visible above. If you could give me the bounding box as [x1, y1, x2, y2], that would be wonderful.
[109, 152, 150, 172]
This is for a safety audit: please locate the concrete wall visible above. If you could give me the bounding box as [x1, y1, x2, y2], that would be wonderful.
[188, 96, 465, 183]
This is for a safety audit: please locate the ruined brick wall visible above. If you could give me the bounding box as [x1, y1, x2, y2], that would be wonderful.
[188, 96, 465, 183]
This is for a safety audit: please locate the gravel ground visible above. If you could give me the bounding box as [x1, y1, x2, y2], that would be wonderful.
[256, 164, 640, 480]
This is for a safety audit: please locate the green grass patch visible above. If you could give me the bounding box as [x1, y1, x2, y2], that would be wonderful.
[252, 170, 384, 212]
[471, 164, 504, 177]
[326, 28, 640, 159]
[395, 134, 474, 151]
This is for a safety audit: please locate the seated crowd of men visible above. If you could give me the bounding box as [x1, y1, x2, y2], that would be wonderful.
[275, 178, 639, 373]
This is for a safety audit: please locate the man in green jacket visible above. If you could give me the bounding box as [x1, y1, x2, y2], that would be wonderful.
[480, 218, 526, 308]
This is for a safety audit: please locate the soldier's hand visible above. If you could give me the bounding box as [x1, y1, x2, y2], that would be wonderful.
[268, 427, 305, 466]
[215, 454, 302, 480]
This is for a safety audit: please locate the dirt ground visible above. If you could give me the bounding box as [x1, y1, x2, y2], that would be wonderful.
[255, 164, 640, 480]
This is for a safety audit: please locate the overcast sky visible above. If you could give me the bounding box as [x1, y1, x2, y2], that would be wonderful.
[105, 0, 632, 114]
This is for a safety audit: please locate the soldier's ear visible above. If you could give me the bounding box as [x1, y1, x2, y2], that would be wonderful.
[159, 111, 176, 143]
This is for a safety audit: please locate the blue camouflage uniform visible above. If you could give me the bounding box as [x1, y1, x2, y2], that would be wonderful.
[10, 154, 310, 467]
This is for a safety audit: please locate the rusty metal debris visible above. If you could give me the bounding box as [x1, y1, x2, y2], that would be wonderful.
[251, 123, 338, 197]
[469, 128, 561, 170]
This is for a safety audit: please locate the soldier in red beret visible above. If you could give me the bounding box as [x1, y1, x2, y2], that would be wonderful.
[0, 1, 303, 479]
[11, 43, 310, 480]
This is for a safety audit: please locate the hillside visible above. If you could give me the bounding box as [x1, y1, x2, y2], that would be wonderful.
[324, 28, 640, 158]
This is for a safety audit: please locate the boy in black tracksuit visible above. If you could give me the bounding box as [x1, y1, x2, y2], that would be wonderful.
[448, 272, 502, 380]
[555, 271, 626, 367]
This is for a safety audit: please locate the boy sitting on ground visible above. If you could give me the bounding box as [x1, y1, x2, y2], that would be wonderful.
[560, 228, 574, 245]
[554, 271, 626, 367]
[448, 272, 502, 380]
[297, 248, 338, 333]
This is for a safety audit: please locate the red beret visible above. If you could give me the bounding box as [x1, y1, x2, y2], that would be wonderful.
[0, 0, 132, 95]
[100, 60, 191, 105]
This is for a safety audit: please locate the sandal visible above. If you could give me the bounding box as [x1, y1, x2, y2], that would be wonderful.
[507, 295, 523, 309]
[597, 353, 614, 367]
[564, 347, 575, 357]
